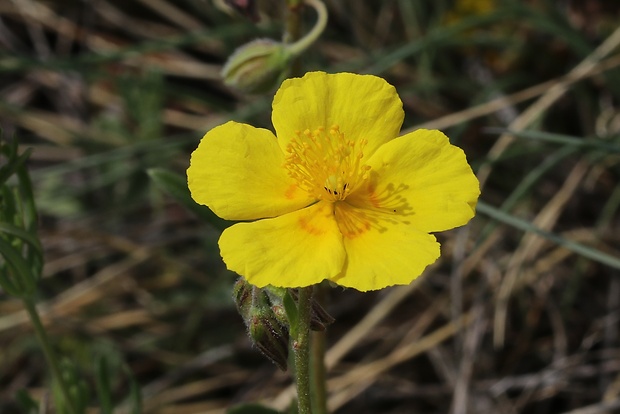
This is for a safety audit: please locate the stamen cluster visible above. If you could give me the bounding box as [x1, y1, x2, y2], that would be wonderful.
[283, 125, 370, 202]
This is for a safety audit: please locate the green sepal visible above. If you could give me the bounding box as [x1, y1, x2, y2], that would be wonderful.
[282, 290, 299, 338]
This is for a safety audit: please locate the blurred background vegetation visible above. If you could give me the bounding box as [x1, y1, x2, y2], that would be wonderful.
[1, 0, 620, 413]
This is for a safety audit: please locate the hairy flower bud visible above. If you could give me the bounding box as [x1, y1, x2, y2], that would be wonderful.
[233, 281, 290, 370]
[271, 304, 288, 327]
[221, 39, 292, 94]
[248, 307, 289, 371]
[232, 277, 253, 320]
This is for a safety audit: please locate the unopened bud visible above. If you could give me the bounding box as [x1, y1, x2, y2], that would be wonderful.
[221, 39, 292, 94]
[234, 283, 290, 370]
[271, 304, 288, 326]
[249, 308, 289, 371]
[232, 278, 253, 320]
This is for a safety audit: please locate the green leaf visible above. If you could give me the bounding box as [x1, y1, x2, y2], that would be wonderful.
[0, 222, 43, 255]
[147, 168, 228, 230]
[0, 236, 36, 296]
[0, 137, 31, 185]
[123, 364, 143, 414]
[485, 128, 620, 152]
[228, 403, 283, 414]
[477, 201, 620, 270]
[15, 157, 39, 232]
[95, 356, 113, 414]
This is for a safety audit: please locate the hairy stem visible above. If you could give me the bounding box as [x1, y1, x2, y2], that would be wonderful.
[311, 330, 328, 413]
[293, 286, 314, 414]
[310, 284, 328, 414]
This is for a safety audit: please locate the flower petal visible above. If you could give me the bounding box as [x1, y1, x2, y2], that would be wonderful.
[348, 129, 480, 233]
[219, 201, 345, 288]
[331, 203, 440, 291]
[187, 121, 314, 221]
[272, 72, 404, 157]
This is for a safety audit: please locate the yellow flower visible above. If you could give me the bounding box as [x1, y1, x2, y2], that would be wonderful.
[187, 72, 479, 291]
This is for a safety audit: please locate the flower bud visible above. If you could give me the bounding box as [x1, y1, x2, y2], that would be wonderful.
[248, 308, 289, 371]
[221, 39, 292, 94]
[232, 277, 253, 320]
[233, 281, 290, 370]
[271, 304, 288, 327]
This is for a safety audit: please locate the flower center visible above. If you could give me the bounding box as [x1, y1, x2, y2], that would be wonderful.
[283, 125, 371, 202]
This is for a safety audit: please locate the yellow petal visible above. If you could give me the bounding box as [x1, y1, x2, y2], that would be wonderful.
[187, 121, 314, 221]
[272, 72, 404, 157]
[348, 129, 480, 233]
[219, 201, 345, 288]
[331, 202, 440, 291]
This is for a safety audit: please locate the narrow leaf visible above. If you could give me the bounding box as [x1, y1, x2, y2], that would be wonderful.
[477, 201, 620, 270]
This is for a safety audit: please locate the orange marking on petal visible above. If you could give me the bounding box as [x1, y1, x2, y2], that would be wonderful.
[343, 220, 371, 239]
[297, 202, 335, 236]
[284, 184, 299, 199]
[298, 215, 326, 236]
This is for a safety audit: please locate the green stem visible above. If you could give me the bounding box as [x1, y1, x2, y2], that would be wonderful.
[311, 330, 328, 414]
[294, 286, 314, 414]
[310, 284, 328, 414]
[284, 0, 303, 76]
[23, 298, 78, 414]
[287, 0, 328, 57]
[284, 0, 303, 45]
